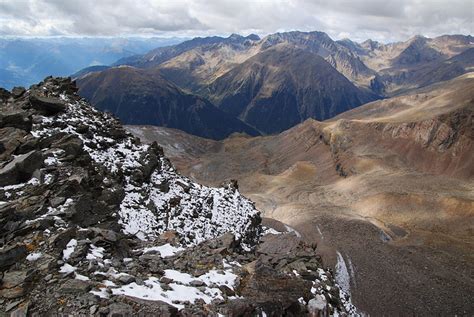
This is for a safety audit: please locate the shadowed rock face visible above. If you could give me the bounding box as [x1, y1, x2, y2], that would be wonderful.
[76, 67, 259, 140]
[128, 74, 474, 316]
[206, 46, 378, 134]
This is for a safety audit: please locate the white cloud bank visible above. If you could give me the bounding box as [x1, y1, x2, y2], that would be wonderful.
[0, 0, 472, 42]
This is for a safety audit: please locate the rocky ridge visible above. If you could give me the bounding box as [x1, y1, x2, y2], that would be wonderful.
[0, 77, 357, 316]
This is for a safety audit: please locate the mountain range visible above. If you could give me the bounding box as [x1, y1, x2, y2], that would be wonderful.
[73, 31, 473, 138]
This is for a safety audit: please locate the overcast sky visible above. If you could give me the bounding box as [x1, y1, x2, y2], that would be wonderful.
[0, 0, 472, 42]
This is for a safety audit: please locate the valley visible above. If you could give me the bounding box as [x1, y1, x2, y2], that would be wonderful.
[127, 73, 474, 315]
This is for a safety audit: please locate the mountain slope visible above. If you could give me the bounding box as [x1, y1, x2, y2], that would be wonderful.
[75, 66, 259, 140]
[0, 77, 357, 316]
[128, 73, 474, 316]
[357, 34, 474, 95]
[205, 45, 377, 134]
[116, 34, 260, 69]
[258, 31, 376, 87]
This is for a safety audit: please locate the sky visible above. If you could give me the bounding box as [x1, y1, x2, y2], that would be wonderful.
[0, 0, 472, 43]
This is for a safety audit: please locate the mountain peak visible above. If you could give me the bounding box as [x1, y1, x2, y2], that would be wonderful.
[246, 33, 261, 41]
[228, 33, 243, 39]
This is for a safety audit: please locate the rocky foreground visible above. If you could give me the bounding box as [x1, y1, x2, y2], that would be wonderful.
[0, 77, 356, 316]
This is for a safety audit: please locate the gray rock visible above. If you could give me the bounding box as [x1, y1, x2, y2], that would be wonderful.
[49, 196, 66, 208]
[0, 150, 43, 186]
[29, 94, 66, 114]
[51, 227, 77, 250]
[11, 87, 26, 98]
[107, 302, 133, 317]
[257, 233, 301, 256]
[0, 270, 35, 299]
[0, 111, 31, 131]
[308, 295, 328, 317]
[117, 274, 135, 285]
[89, 305, 98, 315]
[90, 227, 119, 242]
[59, 279, 92, 294]
[0, 244, 27, 270]
[9, 302, 29, 317]
[189, 280, 206, 287]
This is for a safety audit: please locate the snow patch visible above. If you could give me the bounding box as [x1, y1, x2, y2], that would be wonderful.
[26, 252, 42, 261]
[335, 251, 351, 295]
[284, 225, 301, 237]
[62, 239, 77, 260]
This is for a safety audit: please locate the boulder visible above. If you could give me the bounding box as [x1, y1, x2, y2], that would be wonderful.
[52, 135, 83, 159]
[106, 302, 133, 317]
[239, 260, 312, 310]
[11, 87, 26, 99]
[0, 112, 32, 131]
[0, 270, 35, 299]
[59, 279, 92, 294]
[29, 94, 66, 114]
[257, 233, 301, 256]
[220, 299, 256, 316]
[51, 227, 77, 250]
[308, 295, 328, 317]
[0, 150, 43, 186]
[0, 244, 27, 270]
[0, 88, 11, 101]
[9, 302, 29, 317]
[0, 127, 27, 160]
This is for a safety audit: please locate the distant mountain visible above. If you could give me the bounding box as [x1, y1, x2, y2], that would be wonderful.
[0, 37, 185, 89]
[355, 34, 474, 95]
[377, 47, 474, 95]
[205, 45, 377, 133]
[70, 31, 472, 139]
[76, 66, 259, 140]
[257, 31, 376, 87]
[115, 34, 260, 69]
[114, 32, 376, 92]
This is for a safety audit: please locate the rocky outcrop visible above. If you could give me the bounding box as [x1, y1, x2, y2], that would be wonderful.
[0, 77, 357, 316]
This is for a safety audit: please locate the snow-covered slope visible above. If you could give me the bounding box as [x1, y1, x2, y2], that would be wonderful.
[27, 80, 262, 248]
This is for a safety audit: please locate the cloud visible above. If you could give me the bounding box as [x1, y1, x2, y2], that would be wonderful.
[0, 0, 472, 42]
